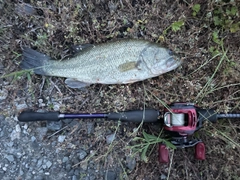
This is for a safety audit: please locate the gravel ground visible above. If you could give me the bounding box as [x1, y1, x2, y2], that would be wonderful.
[0, 87, 121, 180]
[0, 84, 141, 180]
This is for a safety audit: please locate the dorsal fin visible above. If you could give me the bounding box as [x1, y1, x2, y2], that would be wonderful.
[69, 44, 95, 57]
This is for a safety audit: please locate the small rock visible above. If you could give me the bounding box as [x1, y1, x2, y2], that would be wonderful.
[160, 174, 167, 180]
[46, 161, 52, 168]
[53, 104, 60, 111]
[34, 176, 44, 180]
[47, 121, 62, 131]
[16, 152, 23, 159]
[31, 140, 40, 149]
[106, 133, 115, 144]
[0, 130, 4, 137]
[31, 136, 36, 142]
[105, 170, 116, 180]
[6, 141, 14, 147]
[23, 124, 28, 130]
[36, 127, 48, 140]
[10, 127, 21, 141]
[38, 99, 46, 107]
[19, 168, 24, 176]
[87, 122, 94, 134]
[37, 159, 43, 168]
[72, 175, 77, 180]
[0, 88, 8, 101]
[16, 124, 21, 132]
[126, 156, 136, 170]
[80, 161, 88, 171]
[5, 155, 14, 162]
[58, 135, 66, 143]
[0, 114, 5, 121]
[16, 103, 28, 110]
[74, 169, 80, 176]
[63, 157, 69, 163]
[65, 164, 72, 171]
[62, 119, 72, 124]
[79, 150, 87, 160]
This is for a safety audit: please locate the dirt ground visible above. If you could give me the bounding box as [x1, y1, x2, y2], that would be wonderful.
[0, 0, 240, 179]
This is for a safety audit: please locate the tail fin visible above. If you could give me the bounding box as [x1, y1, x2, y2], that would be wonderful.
[20, 47, 51, 75]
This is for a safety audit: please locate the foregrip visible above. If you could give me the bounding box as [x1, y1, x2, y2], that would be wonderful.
[107, 109, 159, 123]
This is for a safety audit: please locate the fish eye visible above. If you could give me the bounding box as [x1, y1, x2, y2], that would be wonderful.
[168, 50, 173, 56]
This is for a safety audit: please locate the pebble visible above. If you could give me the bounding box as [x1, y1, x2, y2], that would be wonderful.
[0, 88, 8, 101]
[16, 124, 21, 132]
[5, 155, 14, 162]
[31, 136, 36, 142]
[37, 159, 42, 168]
[0, 115, 5, 121]
[53, 104, 60, 111]
[161, 174, 167, 179]
[81, 161, 88, 171]
[46, 161, 52, 168]
[47, 121, 63, 131]
[38, 99, 46, 107]
[106, 133, 116, 144]
[105, 170, 116, 180]
[58, 135, 66, 143]
[126, 156, 136, 170]
[79, 150, 87, 160]
[23, 124, 28, 130]
[62, 157, 69, 163]
[87, 122, 94, 134]
[16, 103, 28, 110]
[10, 125, 21, 141]
[72, 175, 77, 180]
[36, 127, 48, 140]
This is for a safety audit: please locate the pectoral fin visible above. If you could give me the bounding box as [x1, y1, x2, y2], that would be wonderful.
[118, 60, 142, 72]
[65, 78, 91, 88]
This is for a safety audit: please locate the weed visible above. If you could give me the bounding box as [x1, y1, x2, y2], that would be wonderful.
[128, 131, 175, 163]
[192, 4, 201, 17]
[163, 20, 185, 35]
[195, 44, 228, 102]
[211, 2, 240, 32]
[206, 123, 240, 148]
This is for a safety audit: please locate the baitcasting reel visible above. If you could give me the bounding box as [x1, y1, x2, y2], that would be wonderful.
[159, 102, 239, 163]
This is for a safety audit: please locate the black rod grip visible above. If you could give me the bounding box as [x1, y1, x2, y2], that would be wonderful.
[18, 110, 60, 122]
[107, 109, 159, 123]
[197, 109, 218, 123]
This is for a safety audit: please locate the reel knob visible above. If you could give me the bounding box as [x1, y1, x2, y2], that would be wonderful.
[195, 142, 206, 160]
[158, 144, 169, 163]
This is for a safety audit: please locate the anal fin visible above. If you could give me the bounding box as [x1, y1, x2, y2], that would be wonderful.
[65, 78, 91, 89]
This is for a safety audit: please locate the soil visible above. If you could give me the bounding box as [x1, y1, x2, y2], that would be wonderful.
[0, 0, 239, 180]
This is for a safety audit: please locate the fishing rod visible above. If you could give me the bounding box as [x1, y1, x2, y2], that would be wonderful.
[18, 102, 240, 163]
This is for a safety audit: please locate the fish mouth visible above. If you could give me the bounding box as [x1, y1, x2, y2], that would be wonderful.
[151, 56, 181, 75]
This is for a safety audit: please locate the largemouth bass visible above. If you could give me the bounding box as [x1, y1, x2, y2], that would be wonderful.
[20, 39, 181, 88]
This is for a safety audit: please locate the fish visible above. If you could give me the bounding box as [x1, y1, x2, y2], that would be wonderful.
[20, 39, 181, 88]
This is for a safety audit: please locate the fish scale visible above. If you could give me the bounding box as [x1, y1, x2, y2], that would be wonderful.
[20, 39, 181, 88]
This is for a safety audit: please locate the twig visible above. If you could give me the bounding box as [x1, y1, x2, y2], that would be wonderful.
[47, 125, 68, 138]
[167, 150, 174, 180]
